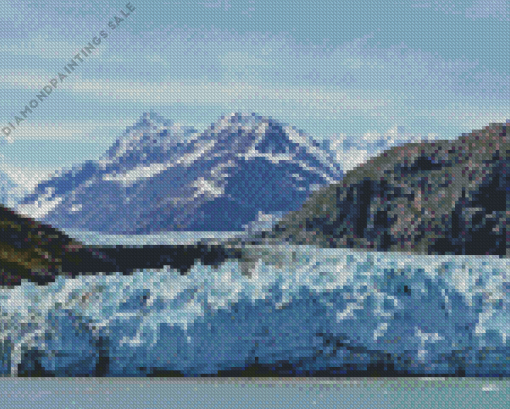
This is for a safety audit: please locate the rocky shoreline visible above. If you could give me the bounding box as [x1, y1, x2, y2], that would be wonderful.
[1, 242, 243, 287]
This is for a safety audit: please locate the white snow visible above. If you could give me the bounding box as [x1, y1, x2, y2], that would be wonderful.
[1, 245, 507, 376]
[102, 163, 168, 186]
[16, 196, 64, 219]
[192, 177, 225, 198]
[70, 204, 82, 212]
[15, 187, 64, 219]
[175, 139, 217, 166]
[16, 111, 343, 233]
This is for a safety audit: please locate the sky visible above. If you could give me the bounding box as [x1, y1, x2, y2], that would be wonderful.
[0, 0, 508, 191]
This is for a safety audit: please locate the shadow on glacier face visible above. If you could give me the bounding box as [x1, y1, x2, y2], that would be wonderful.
[2, 253, 508, 377]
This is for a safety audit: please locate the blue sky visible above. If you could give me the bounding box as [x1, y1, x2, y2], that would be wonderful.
[0, 0, 508, 190]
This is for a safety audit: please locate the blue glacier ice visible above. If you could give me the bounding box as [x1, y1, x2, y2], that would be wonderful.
[0, 238, 508, 377]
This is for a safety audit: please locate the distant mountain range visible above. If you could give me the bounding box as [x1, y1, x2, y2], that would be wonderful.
[260, 121, 509, 258]
[3, 119, 509, 289]
[0, 169, 23, 208]
[17, 112, 344, 234]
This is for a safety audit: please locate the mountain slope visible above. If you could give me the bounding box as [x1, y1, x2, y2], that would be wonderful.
[264, 121, 509, 257]
[18, 112, 343, 233]
[0, 203, 87, 286]
[0, 169, 24, 208]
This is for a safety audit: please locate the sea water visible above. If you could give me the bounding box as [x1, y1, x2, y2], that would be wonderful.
[0, 231, 508, 377]
[1, 378, 508, 409]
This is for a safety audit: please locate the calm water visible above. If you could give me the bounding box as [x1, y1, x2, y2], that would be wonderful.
[0, 378, 508, 409]
[62, 229, 247, 246]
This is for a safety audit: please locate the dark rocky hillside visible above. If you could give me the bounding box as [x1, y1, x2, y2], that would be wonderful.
[0, 204, 86, 286]
[0, 204, 237, 287]
[262, 121, 509, 257]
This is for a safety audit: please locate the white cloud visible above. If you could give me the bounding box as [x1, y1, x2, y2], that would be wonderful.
[200, 0, 232, 10]
[70, 80, 391, 114]
[466, 0, 510, 21]
[1, 29, 506, 133]
[0, 120, 133, 141]
[0, 135, 14, 144]
[0, 37, 106, 59]
[0, 72, 391, 115]
[145, 55, 167, 63]
[410, 0, 509, 21]
[416, 103, 510, 130]
[325, 125, 438, 171]
[220, 52, 272, 67]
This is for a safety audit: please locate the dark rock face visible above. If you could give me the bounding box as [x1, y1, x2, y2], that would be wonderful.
[0, 204, 80, 286]
[268, 121, 509, 257]
[1, 203, 238, 287]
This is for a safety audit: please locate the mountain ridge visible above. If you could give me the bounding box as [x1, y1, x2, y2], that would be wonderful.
[17, 112, 344, 234]
[258, 120, 509, 258]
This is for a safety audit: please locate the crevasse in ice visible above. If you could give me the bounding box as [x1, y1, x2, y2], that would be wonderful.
[0, 245, 508, 376]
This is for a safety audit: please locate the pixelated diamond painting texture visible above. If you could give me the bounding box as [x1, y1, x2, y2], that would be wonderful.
[0, 0, 509, 390]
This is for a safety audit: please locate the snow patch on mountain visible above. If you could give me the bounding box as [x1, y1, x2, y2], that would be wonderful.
[102, 163, 169, 187]
[18, 112, 344, 233]
[0, 169, 25, 208]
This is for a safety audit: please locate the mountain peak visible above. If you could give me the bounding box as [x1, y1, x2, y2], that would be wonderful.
[212, 112, 266, 128]
[97, 111, 198, 166]
[19, 112, 344, 233]
[136, 110, 173, 127]
[228, 112, 263, 120]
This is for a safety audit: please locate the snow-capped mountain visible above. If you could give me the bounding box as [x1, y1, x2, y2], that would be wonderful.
[100, 110, 199, 169]
[17, 112, 343, 233]
[0, 169, 24, 208]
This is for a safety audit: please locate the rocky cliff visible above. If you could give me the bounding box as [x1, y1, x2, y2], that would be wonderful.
[264, 121, 509, 257]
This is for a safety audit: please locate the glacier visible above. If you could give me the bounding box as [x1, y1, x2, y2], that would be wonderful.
[0, 241, 508, 377]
